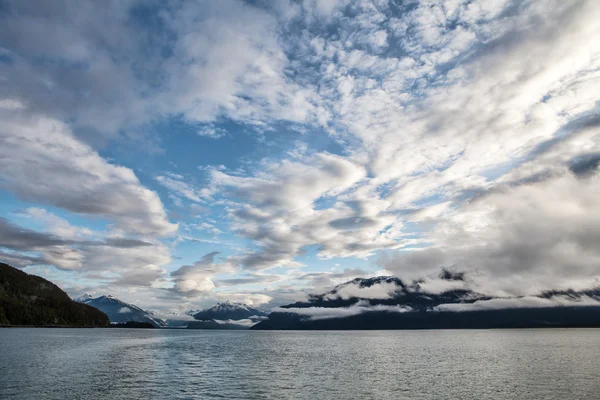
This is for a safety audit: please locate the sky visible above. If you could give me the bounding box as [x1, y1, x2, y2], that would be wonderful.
[1, 0, 599, 313]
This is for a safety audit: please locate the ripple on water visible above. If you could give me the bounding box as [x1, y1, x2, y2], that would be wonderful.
[1, 328, 600, 399]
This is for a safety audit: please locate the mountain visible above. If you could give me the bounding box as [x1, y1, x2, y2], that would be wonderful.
[74, 294, 93, 303]
[252, 273, 600, 330]
[0, 262, 109, 327]
[192, 301, 268, 321]
[75, 295, 166, 327]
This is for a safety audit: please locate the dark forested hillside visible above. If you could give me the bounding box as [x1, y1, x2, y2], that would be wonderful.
[0, 262, 109, 327]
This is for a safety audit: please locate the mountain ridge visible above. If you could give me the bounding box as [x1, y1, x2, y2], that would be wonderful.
[0, 262, 109, 327]
[75, 294, 167, 327]
[252, 274, 600, 330]
[192, 301, 268, 321]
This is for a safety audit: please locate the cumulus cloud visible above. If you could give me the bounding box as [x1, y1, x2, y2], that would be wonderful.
[380, 171, 600, 295]
[0, 112, 177, 236]
[325, 280, 402, 300]
[0, 0, 318, 141]
[212, 293, 272, 307]
[175, 0, 600, 290]
[170, 252, 237, 294]
[208, 153, 410, 271]
[0, 213, 171, 284]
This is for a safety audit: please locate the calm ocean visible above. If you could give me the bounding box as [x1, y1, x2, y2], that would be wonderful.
[1, 328, 599, 399]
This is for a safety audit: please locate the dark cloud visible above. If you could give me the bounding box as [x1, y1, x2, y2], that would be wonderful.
[96, 238, 154, 249]
[0, 217, 69, 250]
[0, 217, 167, 273]
[329, 217, 378, 230]
[569, 153, 600, 177]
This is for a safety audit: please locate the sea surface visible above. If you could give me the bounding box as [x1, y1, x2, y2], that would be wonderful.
[1, 328, 599, 399]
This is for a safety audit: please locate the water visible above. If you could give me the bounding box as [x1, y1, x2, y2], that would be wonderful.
[1, 328, 599, 399]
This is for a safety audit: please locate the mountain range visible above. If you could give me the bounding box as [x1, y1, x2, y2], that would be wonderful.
[186, 301, 268, 329]
[252, 272, 600, 330]
[192, 301, 268, 321]
[72, 296, 268, 329]
[74, 294, 167, 327]
[4, 258, 600, 330]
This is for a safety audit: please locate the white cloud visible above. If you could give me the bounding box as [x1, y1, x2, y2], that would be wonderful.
[197, 125, 228, 139]
[156, 173, 210, 204]
[325, 280, 401, 300]
[381, 171, 600, 295]
[160, 0, 318, 126]
[434, 295, 600, 312]
[0, 113, 177, 237]
[0, 99, 26, 110]
[170, 252, 236, 294]
[275, 300, 412, 320]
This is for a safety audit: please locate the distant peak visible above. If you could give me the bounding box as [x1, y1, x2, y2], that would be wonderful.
[74, 294, 93, 302]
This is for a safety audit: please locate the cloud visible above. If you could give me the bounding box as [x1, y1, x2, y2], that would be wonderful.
[215, 272, 283, 287]
[0, 0, 320, 142]
[212, 293, 272, 307]
[380, 171, 600, 296]
[197, 125, 228, 139]
[434, 295, 600, 312]
[415, 278, 468, 295]
[170, 252, 236, 294]
[209, 153, 409, 271]
[179, 0, 600, 286]
[275, 301, 412, 320]
[0, 112, 177, 236]
[2, 0, 600, 314]
[159, 0, 318, 126]
[156, 173, 210, 204]
[324, 279, 402, 300]
[0, 212, 171, 284]
[0, 217, 67, 251]
[297, 267, 372, 288]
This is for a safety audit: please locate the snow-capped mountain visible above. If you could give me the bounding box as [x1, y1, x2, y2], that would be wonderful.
[303, 270, 486, 309]
[252, 271, 600, 330]
[74, 294, 93, 303]
[74, 295, 167, 327]
[193, 301, 268, 321]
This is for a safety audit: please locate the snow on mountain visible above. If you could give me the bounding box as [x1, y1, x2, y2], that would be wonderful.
[252, 271, 600, 330]
[193, 301, 268, 321]
[74, 295, 167, 327]
[73, 294, 93, 303]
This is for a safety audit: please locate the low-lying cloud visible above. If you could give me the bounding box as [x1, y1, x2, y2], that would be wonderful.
[434, 295, 600, 312]
[275, 301, 412, 321]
